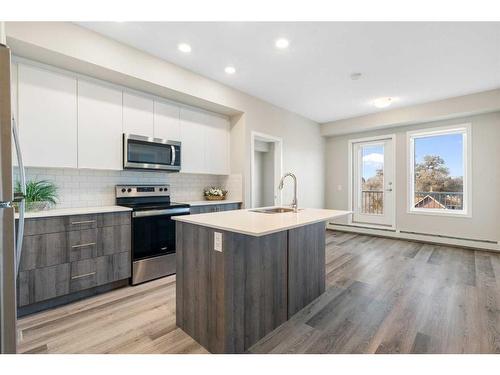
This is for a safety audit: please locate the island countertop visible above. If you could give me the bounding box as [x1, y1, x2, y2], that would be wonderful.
[173, 207, 352, 236]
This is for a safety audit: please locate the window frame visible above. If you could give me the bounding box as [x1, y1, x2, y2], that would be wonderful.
[407, 123, 472, 217]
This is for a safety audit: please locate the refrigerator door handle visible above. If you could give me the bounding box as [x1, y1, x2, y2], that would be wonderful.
[12, 116, 25, 275]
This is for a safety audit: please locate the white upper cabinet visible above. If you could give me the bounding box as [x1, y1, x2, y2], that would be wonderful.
[204, 115, 230, 175]
[78, 80, 123, 170]
[123, 91, 154, 137]
[153, 100, 180, 141]
[179, 107, 230, 175]
[18, 64, 78, 168]
[179, 107, 207, 174]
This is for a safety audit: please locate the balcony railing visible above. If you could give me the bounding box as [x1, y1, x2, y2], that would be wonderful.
[361, 190, 464, 214]
[414, 191, 463, 210]
[361, 190, 383, 214]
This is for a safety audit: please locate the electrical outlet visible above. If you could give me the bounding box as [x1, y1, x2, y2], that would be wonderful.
[214, 232, 223, 252]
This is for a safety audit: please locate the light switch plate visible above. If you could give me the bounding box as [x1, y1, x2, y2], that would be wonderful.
[214, 232, 223, 252]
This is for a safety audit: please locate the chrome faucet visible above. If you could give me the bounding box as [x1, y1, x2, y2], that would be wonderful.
[278, 172, 298, 212]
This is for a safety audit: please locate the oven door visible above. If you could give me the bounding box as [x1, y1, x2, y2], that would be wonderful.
[124, 134, 181, 171]
[132, 207, 189, 261]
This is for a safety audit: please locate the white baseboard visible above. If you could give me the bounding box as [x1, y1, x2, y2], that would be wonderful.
[327, 223, 500, 252]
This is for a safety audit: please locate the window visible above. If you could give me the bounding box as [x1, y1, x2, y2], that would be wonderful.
[408, 124, 471, 216]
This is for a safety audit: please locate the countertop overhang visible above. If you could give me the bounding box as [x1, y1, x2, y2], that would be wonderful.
[173, 207, 352, 236]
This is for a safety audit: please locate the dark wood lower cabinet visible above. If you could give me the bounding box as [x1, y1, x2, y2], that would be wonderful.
[189, 202, 241, 214]
[17, 264, 70, 307]
[176, 221, 326, 353]
[17, 212, 132, 311]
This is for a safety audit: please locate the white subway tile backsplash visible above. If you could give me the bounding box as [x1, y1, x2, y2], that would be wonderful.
[13, 167, 243, 208]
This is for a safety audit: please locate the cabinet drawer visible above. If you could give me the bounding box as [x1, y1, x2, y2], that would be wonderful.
[98, 224, 131, 256]
[98, 212, 131, 227]
[96, 252, 131, 286]
[17, 263, 70, 307]
[70, 258, 97, 292]
[68, 228, 98, 262]
[20, 232, 68, 271]
[219, 203, 241, 211]
[190, 205, 217, 214]
[24, 214, 97, 235]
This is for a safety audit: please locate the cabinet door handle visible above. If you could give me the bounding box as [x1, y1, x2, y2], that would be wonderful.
[71, 272, 96, 280]
[71, 220, 96, 225]
[71, 242, 96, 249]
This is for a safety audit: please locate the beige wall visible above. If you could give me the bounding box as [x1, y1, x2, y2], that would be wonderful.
[6, 22, 325, 208]
[326, 112, 500, 242]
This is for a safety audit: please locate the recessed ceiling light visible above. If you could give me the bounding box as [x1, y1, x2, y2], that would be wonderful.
[177, 43, 192, 53]
[373, 97, 398, 108]
[224, 66, 236, 75]
[275, 38, 290, 49]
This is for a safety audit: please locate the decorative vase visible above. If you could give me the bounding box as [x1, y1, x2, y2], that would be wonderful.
[26, 201, 50, 212]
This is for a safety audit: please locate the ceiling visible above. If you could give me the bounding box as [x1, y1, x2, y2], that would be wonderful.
[78, 22, 500, 123]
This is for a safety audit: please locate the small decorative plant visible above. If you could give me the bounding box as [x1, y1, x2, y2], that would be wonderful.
[15, 179, 58, 211]
[204, 186, 228, 201]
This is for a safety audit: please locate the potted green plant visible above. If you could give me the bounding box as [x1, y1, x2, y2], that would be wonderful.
[203, 186, 228, 201]
[14, 179, 58, 211]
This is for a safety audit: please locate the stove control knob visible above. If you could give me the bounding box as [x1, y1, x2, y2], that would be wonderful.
[121, 188, 126, 193]
[164, 186, 168, 191]
[127, 188, 132, 193]
[159, 188, 163, 192]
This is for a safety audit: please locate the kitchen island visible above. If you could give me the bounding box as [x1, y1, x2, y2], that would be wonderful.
[173, 207, 351, 353]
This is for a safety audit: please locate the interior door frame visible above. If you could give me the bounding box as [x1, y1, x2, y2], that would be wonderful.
[348, 134, 396, 229]
[250, 131, 283, 208]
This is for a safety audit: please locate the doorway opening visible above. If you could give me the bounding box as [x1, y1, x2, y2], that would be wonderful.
[250, 132, 283, 208]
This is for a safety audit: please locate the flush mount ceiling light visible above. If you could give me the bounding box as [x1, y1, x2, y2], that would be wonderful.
[224, 66, 236, 75]
[350, 72, 362, 80]
[373, 97, 398, 108]
[275, 38, 290, 49]
[177, 43, 192, 53]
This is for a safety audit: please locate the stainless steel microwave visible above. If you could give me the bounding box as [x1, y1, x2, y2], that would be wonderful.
[123, 134, 181, 172]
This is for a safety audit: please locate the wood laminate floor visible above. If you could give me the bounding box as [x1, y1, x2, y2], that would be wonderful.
[18, 231, 500, 354]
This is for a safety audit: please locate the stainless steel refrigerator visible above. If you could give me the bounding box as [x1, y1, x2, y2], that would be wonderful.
[0, 26, 26, 354]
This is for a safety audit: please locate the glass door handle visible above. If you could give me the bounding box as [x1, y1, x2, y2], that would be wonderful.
[385, 188, 393, 192]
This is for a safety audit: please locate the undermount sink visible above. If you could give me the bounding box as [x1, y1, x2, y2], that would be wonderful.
[250, 207, 298, 214]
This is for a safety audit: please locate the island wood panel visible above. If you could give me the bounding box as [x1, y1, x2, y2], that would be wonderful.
[287, 222, 326, 316]
[176, 222, 288, 353]
[224, 230, 288, 353]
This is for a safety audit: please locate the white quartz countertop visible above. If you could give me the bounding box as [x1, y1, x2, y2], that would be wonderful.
[173, 207, 352, 236]
[180, 200, 242, 207]
[15, 205, 132, 219]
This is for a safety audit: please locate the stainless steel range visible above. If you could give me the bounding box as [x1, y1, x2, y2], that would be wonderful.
[116, 184, 190, 285]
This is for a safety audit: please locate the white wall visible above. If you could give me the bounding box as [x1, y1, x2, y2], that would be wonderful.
[6, 22, 325, 209]
[325, 112, 500, 243]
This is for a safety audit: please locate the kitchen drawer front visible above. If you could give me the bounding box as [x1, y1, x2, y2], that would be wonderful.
[218, 203, 241, 211]
[24, 214, 98, 235]
[97, 212, 131, 227]
[70, 258, 97, 292]
[68, 228, 98, 262]
[17, 263, 70, 307]
[189, 203, 241, 214]
[97, 224, 131, 256]
[19, 231, 68, 271]
[190, 205, 217, 214]
[96, 252, 131, 286]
